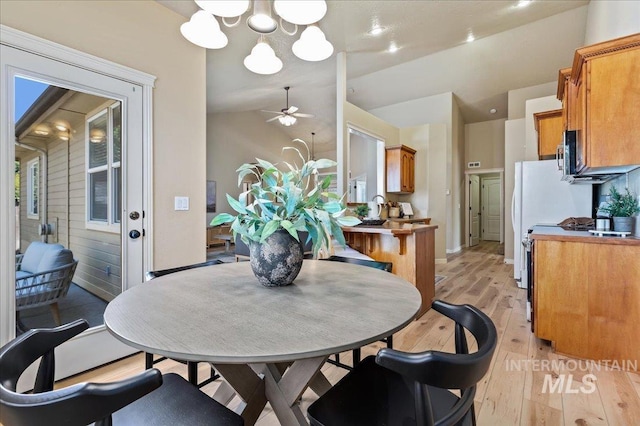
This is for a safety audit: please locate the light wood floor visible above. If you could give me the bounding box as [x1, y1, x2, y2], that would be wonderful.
[59, 241, 640, 425]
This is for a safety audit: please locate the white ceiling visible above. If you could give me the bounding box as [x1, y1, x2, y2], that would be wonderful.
[157, 0, 589, 147]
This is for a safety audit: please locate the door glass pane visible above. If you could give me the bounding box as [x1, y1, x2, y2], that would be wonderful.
[14, 76, 122, 334]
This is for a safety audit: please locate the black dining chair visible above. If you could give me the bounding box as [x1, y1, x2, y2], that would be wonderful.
[322, 255, 394, 370]
[0, 319, 244, 426]
[145, 259, 222, 388]
[307, 300, 497, 426]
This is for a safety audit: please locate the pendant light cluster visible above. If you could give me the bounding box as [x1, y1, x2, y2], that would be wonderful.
[181, 0, 333, 75]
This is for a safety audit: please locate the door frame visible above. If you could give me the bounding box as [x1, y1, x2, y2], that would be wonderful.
[0, 25, 155, 346]
[464, 168, 504, 248]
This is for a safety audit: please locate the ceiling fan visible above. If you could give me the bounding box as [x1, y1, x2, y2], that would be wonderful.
[262, 86, 314, 126]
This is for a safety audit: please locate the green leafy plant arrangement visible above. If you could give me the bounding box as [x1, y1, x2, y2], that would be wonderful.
[600, 186, 640, 217]
[210, 139, 361, 256]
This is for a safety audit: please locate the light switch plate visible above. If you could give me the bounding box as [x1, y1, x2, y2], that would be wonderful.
[174, 196, 189, 211]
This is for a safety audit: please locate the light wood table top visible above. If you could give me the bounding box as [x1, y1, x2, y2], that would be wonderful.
[104, 260, 420, 425]
[105, 260, 420, 363]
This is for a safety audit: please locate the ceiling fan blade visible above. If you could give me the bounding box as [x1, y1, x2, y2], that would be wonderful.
[261, 110, 285, 115]
[265, 115, 283, 123]
[287, 106, 299, 114]
[292, 113, 314, 118]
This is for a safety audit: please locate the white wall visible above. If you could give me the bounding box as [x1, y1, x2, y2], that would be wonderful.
[400, 124, 448, 262]
[368, 92, 464, 254]
[1, 0, 208, 270]
[207, 111, 296, 221]
[507, 82, 556, 120]
[465, 119, 506, 170]
[585, 0, 640, 45]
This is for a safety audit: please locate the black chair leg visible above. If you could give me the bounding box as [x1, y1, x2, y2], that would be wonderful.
[145, 352, 154, 370]
[386, 334, 393, 349]
[352, 348, 361, 366]
[187, 361, 198, 386]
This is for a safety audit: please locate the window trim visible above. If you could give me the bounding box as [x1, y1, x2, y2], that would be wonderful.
[26, 157, 39, 219]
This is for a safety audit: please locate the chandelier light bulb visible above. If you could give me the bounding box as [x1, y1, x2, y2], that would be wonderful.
[247, 0, 278, 34]
[274, 0, 327, 25]
[292, 24, 333, 61]
[194, 0, 249, 17]
[181, 10, 228, 49]
[244, 38, 283, 74]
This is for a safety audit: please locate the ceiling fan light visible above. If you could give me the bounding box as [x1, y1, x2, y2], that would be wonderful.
[292, 24, 333, 61]
[244, 39, 283, 74]
[247, 0, 278, 34]
[278, 115, 297, 126]
[195, 0, 250, 17]
[274, 0, 327, 25]
[181, 10, 228, 49]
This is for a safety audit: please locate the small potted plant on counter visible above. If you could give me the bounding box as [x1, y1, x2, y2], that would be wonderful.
[600, 186, 640, 233]
[354, 204, 369, 219]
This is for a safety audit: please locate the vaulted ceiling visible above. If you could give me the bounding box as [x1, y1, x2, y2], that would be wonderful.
[158, 0, 589, 147]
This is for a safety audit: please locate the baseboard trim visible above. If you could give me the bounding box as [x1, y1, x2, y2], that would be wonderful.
[504, 258, 514, 264]
[435, 258, 448, 264]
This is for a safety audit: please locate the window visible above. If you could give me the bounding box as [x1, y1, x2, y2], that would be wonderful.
[26, 158, 39, 219]
[86, 102, 122, 231]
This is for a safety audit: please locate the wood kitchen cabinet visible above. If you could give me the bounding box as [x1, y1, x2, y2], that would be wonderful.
[386, 145, 416, 193]
[567, 33, 640, 173]
[533, 109, 563, 160]
[532, 233, 640, 367]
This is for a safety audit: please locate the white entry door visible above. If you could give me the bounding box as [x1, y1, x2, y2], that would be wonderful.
[1, 44, 146, 382]
[469, 175, 480, 247]
[482, 177, 501, 241]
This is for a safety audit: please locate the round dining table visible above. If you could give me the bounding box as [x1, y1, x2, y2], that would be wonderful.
[104, 260, 421, 426]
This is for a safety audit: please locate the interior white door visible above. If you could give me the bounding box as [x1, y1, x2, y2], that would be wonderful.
[470, 175, 480, 246]
[1, 45, 143, 382]
[482, 177, 501, 241]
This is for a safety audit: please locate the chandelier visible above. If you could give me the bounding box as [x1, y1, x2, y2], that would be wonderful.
[181, 0, 334, 75]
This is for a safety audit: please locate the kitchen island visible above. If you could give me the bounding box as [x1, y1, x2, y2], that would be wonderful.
[531, 226, 639, 369]
[341, 222, 438, 317]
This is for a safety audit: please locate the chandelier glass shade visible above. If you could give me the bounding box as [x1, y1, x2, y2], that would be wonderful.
[181, 0, 332, 75]
[243, 37, 283, 75]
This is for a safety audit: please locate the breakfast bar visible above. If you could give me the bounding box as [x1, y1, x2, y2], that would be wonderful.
[341, 222, 438, 317]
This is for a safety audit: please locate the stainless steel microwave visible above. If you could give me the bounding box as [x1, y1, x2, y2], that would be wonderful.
[562, 130, 578, 179]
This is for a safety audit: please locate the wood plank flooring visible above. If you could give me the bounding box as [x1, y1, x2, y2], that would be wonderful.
[58, 241, 640, 425]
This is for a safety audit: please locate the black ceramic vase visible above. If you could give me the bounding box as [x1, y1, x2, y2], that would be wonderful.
[249, 229, 304, 287]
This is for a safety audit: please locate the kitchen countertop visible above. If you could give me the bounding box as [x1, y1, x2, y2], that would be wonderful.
[342, 222, 437, 235]
[530, 225, 640, 246]
[386, 217, 431, 224]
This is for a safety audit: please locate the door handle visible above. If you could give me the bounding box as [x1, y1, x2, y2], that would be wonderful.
[129, 230, 141, 239]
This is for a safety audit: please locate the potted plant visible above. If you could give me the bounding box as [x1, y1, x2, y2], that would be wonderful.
[600, 186, 640, 233]
[354, 204, 369, 219]
[211, 140, 360, 286]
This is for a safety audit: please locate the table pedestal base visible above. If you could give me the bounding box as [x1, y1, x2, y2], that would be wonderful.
[212, 356, 330, 426]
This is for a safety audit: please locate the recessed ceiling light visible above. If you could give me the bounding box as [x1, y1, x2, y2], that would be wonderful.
[516, 0, 532, 8]
[388, 42, 398, 53]
[466, 33, 475, 43]
[368, 26, 386, 36]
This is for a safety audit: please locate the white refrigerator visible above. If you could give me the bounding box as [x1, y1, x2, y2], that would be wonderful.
[512, 160, 592, 289]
